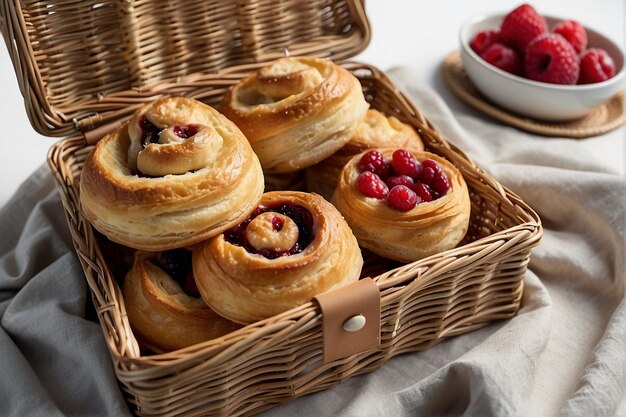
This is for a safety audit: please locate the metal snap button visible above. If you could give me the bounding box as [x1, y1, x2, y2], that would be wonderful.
[343, 314, 366, 332]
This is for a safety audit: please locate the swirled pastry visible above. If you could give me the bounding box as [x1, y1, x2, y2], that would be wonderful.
[220, 57, 369, 174]
[79, 97, 264, 251]
[306, 109, 425, 199]
[332, 148, 471, 262]
[123, 249, 240, 352]
[192, 191, 363, 324]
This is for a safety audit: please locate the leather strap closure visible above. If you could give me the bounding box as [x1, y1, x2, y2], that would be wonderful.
[314, 278, 381, 363]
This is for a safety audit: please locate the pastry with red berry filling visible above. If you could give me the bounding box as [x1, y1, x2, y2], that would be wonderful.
[332, 149, 471, 262]
[305, 109, 424, 200]
[123, 249, 241, 352]
[80, 97, 264, 251]
[192, 191, 363, 324]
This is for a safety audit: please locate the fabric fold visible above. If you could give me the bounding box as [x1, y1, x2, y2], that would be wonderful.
[0, 165, 130, 417]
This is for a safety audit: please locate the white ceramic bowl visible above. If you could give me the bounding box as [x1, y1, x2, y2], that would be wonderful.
[459, 13, 625, 121]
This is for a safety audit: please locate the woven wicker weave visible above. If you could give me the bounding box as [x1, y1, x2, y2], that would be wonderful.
[1, 0, 369, 137]
[2, 1, 542, 416]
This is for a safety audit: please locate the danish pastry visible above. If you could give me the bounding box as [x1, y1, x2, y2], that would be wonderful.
[220, 57, 369, 174]
[123, 249, 240, 352]
[306, 109, 424, 199]
[332, 148, 471, 262]
[192, 191, 363, 324]
[79, 97, 264, 251]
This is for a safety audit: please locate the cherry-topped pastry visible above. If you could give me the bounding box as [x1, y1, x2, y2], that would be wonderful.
[193, 191, 363, 324]
[332, 148, 472, 263]
[354, 149, 452, 212]
[79, 96, 264, 252]
[122, 250, 240, 352]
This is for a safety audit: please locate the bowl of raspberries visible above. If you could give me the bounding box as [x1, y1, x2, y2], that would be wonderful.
[459, 3, 624, 121]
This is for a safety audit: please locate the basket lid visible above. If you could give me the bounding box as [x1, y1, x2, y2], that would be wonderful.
[1, 0, 370, 138]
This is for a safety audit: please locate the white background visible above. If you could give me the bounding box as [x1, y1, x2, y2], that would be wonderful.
[0, 0, 623, 207]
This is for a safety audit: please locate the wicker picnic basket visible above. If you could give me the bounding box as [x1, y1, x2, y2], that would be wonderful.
[1, 0, 542, 416]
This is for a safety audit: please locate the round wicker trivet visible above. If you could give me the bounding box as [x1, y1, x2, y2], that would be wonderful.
[441, 51, 625, 138]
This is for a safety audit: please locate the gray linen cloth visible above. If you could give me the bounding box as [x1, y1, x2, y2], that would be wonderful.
[1, 69, 624, 416]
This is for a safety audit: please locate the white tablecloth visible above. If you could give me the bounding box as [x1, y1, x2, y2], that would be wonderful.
[1, 67, 624, 416]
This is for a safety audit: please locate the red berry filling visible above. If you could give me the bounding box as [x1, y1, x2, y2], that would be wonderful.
[139, 116, 162, 148]
[224, 203, 314, 259]
[172, 124, 201, 139]
[140, 118, 201, 147]
[355, 150, 452, 211]
[157, 249, 200, 298]
[271, 215, 284, 231]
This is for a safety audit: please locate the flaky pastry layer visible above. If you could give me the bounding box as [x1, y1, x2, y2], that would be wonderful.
[332, 149, 471, 263]
[123, 251, 240, 353]
[79, 97, 264, 250]
[220, 57, 368, 173]
[193, 191, 363, 324]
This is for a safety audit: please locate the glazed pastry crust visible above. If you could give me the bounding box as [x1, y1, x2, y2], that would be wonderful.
[193, 191, 363, 324]
[79, 97, 264, 251]
[123, 251, 240, 353]
[306, 109, 425, 199]
[220, 57, 369, 174]
[332, 149, 471, 263]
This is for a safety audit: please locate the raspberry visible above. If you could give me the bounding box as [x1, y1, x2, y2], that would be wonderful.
[386, 175, 414, 189]
[470, 30, 500, 55]
[421, 159, 441, 172]
[480, 43, 522, 75]
[419, 167, 436, 186]
[553, 19, 587, 54]
[524, 33, 580, 84]
[391, 149, 422, 178]
[356, 171, 389, 199]
[578, 48, 616, 84]
[357, 150, 390, 179]
[412, 182, 433, 202]
[499, 4, 547, 53]
[386, 185, 419, 211]
[432, 171, 451, 194]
